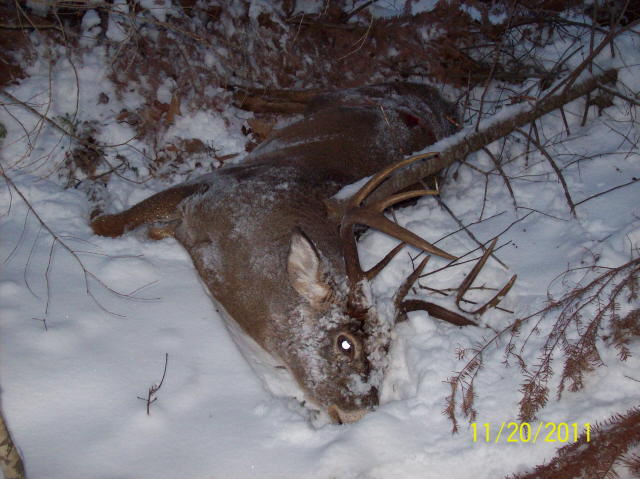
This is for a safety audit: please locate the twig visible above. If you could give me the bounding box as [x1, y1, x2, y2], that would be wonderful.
[1, 89, 141, 183]
[547, 13, 637, 100]
[559, 106, 570, 136]
[474, 0, 518, 133]
[0, 90, 138, 150]
[435, 195, 508, 269]
[421, 240, 513, 280]
[433, 210, 506, 245]
[423, 210, 533, 280]
[1, 167, 154, 318]
[284, 16, 368, 31]
[516, 206, 569, 222]
[137, 353, 169, 416]
[481, 146, 517, 210]
[3, 208, 30, 265]
[337, 13, 373, 61]
[0, 23, 62, 31]
[515, 125, 576, 217]
[574, 176, 639, 207]
[580, 91, 591, 127]
[344, 0, 379, 20]
[599, 84, 640, 108]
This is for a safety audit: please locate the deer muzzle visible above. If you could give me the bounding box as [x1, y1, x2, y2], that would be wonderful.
[327, 405, 369, 424]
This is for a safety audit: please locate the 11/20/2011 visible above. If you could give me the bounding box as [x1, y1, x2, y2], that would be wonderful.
[471, 422, 591, 444]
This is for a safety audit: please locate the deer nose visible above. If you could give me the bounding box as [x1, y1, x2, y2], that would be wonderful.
[327, 405, 368, 424]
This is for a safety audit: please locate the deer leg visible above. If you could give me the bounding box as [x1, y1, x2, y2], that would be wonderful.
[147, 220, 181, 240]
[91, 183, 207, 238]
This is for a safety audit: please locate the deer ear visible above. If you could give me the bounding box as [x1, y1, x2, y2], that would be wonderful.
[287, 231, 330, 308]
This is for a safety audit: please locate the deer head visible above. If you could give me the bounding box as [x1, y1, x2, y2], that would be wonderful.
[283, 229, 381, 422]
[265, 151, 459, 423]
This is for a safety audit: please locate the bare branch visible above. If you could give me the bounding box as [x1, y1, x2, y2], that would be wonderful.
[575, 176, 639, 207]
[515, 126, 576, 216]
[1, 167, 155, 319]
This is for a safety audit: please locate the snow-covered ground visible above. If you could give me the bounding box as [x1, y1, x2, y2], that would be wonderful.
[1, 5, 640, 479]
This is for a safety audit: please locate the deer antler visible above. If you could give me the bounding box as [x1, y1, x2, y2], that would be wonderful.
[392, 238, 516, 328]
[336, 153, 516, 323]
[339, 152, 457, 290]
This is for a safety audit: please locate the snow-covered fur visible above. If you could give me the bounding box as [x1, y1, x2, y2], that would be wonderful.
[91, 83, 457, 423]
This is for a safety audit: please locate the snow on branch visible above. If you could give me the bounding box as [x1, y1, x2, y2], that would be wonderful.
[360, 69, 619, 209]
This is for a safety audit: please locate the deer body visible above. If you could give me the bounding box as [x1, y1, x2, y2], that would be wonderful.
[92, 83, 458, 423]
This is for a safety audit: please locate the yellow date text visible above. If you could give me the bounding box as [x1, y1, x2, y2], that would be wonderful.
[470, 422, 591, 444]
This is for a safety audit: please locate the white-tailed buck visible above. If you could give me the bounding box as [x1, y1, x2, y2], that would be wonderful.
[91, 83, 488, 424]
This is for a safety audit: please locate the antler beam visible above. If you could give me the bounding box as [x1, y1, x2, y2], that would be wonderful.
[339, 152, 457, 289]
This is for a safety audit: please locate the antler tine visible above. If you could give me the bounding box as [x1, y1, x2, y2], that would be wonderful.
[393, 255, 477, 327]
[349, 152, 440, 207]
[346, 207, 456, 260]
[394, 255, 431, 311]
[456, 238, 499, 303]
[455, 238, 517, 315]
[362, 242, 406, 281]
[341, 152, 457, 289]
[370, 189, 439, 212]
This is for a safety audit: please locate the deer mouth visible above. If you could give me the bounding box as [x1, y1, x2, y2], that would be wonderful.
[327, 405, 368, 424]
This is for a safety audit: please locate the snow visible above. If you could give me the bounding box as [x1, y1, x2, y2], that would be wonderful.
[81, 10, 102, 33]
[166, 110, 245, 158]
[1, 8, 640, 479]
[105, 1, 130, 42]
[138, 0, 174, 22]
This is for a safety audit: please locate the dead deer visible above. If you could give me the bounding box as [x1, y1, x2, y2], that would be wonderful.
[91, 83, 502, 424]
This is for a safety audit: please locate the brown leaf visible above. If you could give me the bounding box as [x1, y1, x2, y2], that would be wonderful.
[247, 118, 275, 141]
[165, 94, 181, 125]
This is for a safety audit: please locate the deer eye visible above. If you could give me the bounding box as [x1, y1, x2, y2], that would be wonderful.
[335, 333, 357, 359]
